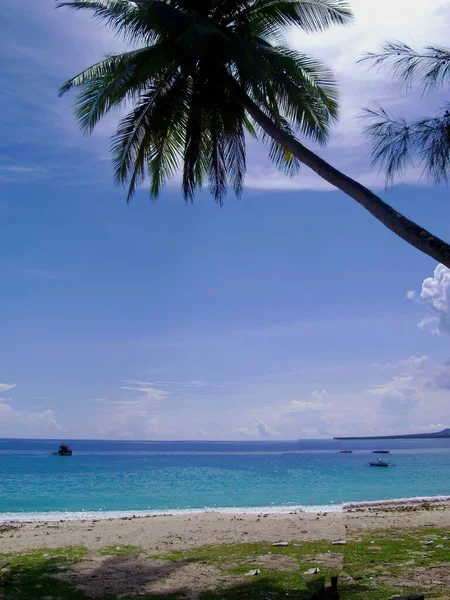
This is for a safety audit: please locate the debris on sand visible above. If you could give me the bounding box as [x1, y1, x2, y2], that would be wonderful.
[304, 567, 320, 575]
[272, 542, 289, 547]
[246, 569, 261, 576]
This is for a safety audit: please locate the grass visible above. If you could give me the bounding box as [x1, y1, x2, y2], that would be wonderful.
[99, 545, 143, 557]
[0, 547, 87, 600]
[1, 529, 449, 600]
[152, 540, 325, 564]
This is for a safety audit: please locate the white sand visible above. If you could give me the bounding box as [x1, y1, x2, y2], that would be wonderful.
[1, 499, 449, 553]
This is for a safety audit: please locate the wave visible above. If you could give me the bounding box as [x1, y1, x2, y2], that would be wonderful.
[0, 504, 341, 523]
[2, 494, 450, 522]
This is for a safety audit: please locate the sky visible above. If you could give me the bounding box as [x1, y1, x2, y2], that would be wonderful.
[1, 0, 450, 440]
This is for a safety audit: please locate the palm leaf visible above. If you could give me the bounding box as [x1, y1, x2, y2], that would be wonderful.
[362, 104, 450, 184]
[111, 69, 185, 199]
[56, 0, 187, 44]
[360, 41, 450, 92]
[244, 0, 352, 37]
[60, 44, 174, 133]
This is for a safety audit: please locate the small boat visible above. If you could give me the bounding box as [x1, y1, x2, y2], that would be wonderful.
[368, 458, 391, 467]
[339, 449, 352, 454]
[51, 444, 73, 456]
[372, 449, 390, 454]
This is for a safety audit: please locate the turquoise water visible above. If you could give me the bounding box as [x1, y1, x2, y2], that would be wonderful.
[1, 438, 450, 521]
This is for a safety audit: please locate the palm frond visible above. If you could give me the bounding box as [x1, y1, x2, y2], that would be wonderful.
[59, 51, 136, 97]
[111, 95, 154, 199]
[57, 0, 148, 43]
[56, 0, 187, 44]
[268, 137, 301, 175]
[362, 105, 450, 184]
[147, 78, 188, 198]
[111, 69, 186, 200]
[257, 46, 338, 142]
[360, 41, 450, 92]
[242, 77, 301, 176]
[244, 0, 352, 37]
[225, 128, 246, 196]
[221, 101, 247, 197]
[63, 44, 174, 133]
[208, 126, 228, 203]
[183, 94, 207, 201]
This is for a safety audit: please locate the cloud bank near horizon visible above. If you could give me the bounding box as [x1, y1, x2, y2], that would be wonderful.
[2, 354, 449, 440]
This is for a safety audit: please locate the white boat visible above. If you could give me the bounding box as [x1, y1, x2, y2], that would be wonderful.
[368, 457, 392, 467]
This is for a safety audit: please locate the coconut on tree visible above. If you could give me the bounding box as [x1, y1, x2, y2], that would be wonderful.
[58, 0, 450, 267]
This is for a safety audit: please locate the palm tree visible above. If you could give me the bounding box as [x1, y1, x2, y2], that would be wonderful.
[361, 42, 450, 185]
[58, 0, 450, 267]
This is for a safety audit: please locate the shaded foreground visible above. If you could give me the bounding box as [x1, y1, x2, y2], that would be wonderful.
[1, 503, 450, 600]
[1, 528, 450, 600]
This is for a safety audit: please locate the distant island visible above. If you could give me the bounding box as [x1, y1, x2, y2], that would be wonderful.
[334, 428, 450, 440]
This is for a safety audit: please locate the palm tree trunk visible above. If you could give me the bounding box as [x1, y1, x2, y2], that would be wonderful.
[242, 95, 450, 268]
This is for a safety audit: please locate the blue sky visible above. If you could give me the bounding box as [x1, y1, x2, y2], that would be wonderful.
[1, 0, 450, 439]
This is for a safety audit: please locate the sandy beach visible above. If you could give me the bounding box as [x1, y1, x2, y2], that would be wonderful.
[2, 499, 450, 554]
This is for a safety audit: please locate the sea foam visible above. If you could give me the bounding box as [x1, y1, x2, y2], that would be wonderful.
[2, 495, 450, 523]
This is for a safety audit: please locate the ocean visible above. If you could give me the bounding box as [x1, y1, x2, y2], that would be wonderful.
[1, 438, 450, 522]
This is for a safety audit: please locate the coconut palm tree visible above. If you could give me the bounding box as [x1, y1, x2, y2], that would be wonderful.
[58, 0, 450, 267]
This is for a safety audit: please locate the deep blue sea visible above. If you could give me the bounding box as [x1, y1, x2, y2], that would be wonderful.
[1, 438, 450, 521]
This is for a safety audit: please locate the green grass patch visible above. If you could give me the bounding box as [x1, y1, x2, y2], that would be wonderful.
[1, 529, 449, 600]
[0, 547, 87, 600]
[99, 544, 143, 557]
[151, 540, 325, 565]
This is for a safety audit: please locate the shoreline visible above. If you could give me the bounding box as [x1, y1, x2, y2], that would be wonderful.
[2, 494, 450, 524]
[2, 498, 449, 554]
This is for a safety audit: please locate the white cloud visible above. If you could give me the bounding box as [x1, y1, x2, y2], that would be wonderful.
[278, 390, 331, 414]
[363, 354, 450, 425]
[374, 356, 429, 370]
[0, 165, 49, 182]
[407, 264, 450, 335]
[256, 421, 276, 438]
[424, 360, 450, 391]
[0, 401, 61, 437]
[368, 375, 417, 398]
[371, 354, 450, 393]
[151, 379, 209, 388]
[288, 401, 329, 412]
[0, 383, 62, 437]
[120, 381, 170, 401]
[92, 380, 183, 438]
[0, 383, 16, 394]
[232, 420, 279, 439]
[193, 429, 208, 438]
[311, 390, 329, 403]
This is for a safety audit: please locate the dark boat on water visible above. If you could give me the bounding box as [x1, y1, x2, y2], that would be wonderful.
[51, 444, 73, 456]
[368, 458, 391, 467]
[372, 449, 390, 454]
[339, 449, 352, 454]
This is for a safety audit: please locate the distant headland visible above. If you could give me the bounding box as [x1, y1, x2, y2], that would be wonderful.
[334, 428, 450, 440]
